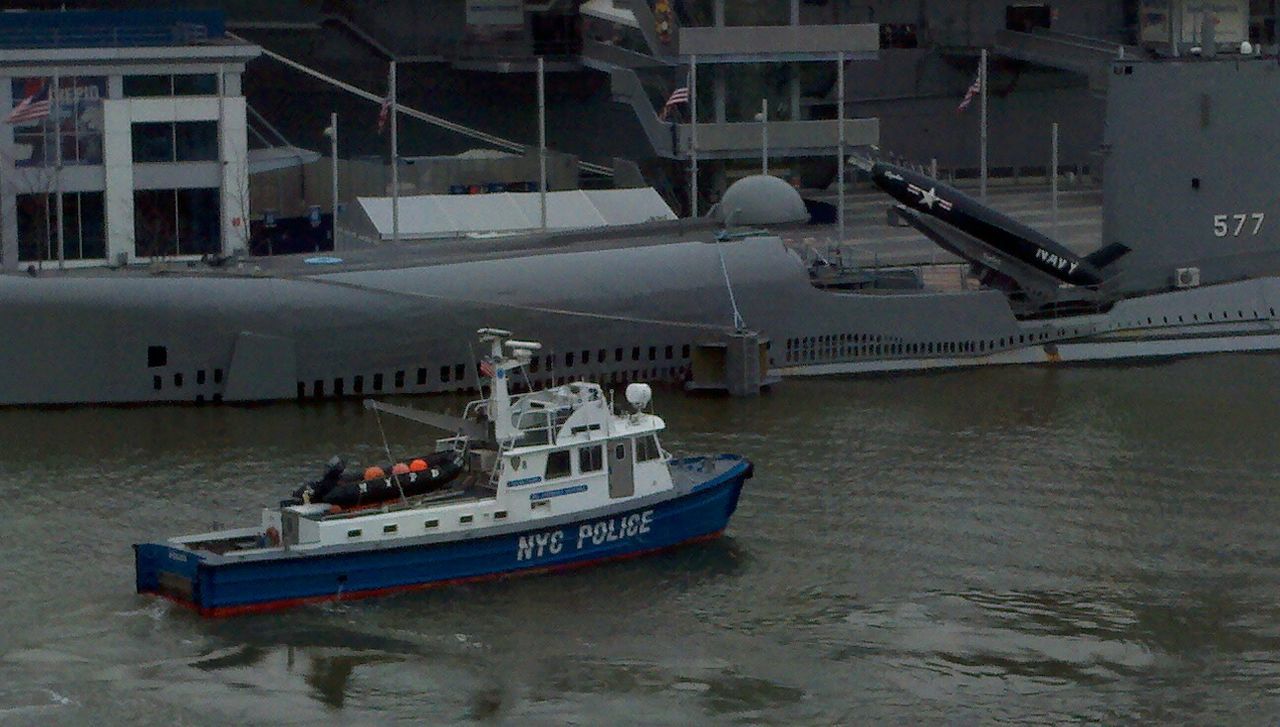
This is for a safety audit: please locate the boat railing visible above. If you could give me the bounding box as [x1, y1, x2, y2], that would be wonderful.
[463, 398, 490, 421]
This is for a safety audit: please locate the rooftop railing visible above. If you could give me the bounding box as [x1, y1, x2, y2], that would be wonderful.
[0, 11, 224, 50]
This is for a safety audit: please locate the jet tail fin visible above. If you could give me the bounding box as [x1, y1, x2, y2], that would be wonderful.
[1083, 242, 1130, 270]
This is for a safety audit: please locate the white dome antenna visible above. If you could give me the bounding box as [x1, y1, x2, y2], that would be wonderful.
[625, 383, 652, 411]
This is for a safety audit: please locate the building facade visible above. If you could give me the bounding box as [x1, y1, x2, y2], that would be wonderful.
[0, 10, 259, 271]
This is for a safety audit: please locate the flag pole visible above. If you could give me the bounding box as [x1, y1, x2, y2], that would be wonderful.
[330, 111, 339, 250]
[390, 60, 399, 244]
[538, 56, 547, 231]
[979, 48, 988, 201]
[1051, 121, 1059, 234]
[689, 54, 698, 218]
[837, 51, 845, 264]
[53, 73, 64, 270]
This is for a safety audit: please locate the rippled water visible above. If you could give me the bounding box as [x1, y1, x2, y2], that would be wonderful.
[3, 355, 1280, 723]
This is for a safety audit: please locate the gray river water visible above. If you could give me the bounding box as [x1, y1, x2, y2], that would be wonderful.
[2, 355, 1280, 724]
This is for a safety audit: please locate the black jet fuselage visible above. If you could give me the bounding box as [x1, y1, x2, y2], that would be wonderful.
[871, 162, 1105, 287]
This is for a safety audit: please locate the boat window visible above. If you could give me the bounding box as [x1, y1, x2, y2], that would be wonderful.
[395, 371, 405, 388]
[373, 373, 384, 391]
[383, 524, 397, 534]
[454, 364, 465, 381]
[598, 349, 607, 363]
[417, 368, 427, 385]
[632, 347, 640, 361]
[566, 352, 575, 367]
[636, 435, 661, 462]
[460, 515, 473, 524]
[648, 346, 657, 361]
[682, 344, 690, 359]
[579, 445, 603, 473]
[347, 529, 362, 538]
[353, 375, 364, 393]
[495, 510, 508, 520]
[615, 348, 623, 362]
[424, 519, 439, 529]
[545, 450, 572, 479]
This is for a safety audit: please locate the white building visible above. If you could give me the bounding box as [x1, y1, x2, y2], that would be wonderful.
[0, 10, 260, 270]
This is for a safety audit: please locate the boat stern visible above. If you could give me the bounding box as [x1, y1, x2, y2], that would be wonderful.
[134, 541, 205, 612]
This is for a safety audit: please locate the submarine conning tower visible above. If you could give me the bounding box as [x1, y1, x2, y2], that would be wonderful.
[1100, 56, 1280, 295]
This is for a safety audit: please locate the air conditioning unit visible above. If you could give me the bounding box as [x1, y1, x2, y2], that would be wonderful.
[1174, 267, 1201, 289]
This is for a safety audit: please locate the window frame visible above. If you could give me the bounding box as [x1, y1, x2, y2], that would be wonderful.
[544, 449, 573, 480]
[578, 445, 604, 473]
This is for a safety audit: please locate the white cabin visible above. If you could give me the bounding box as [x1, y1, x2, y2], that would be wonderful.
[251, 330, 676, 551]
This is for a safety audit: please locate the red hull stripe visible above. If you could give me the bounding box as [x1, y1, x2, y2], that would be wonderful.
[146, 530, 725, 618]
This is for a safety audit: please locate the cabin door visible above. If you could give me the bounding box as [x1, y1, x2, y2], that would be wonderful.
[608, 439, 634, 498]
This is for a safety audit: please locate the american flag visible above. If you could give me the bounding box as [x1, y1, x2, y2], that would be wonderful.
[5, 78, 51, 125]
[659, 86, 689, 121]
[957, 71, 982, 113]
[479, 360, 496, 379]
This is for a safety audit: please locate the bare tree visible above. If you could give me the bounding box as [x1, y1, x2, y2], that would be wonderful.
[0, 146, 60, 271]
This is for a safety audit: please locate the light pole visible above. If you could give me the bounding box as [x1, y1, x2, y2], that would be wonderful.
[754, 98, 769, 175]
[322, 112, 338, 251]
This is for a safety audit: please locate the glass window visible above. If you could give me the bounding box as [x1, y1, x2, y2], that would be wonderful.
[578, 445, 603, 473]
[17, 191, 105, 262]
[134, 189, 177, 257]
[11, 76, 104, 168]
[135, 187, 221, 257]
[123, 74, 172, 97]
[132, 121, 218, 163]
[16, 194, 52, 262]
[636, 435, 661, 462]
[176, 188, 221, 254]
[125, 74, 218, 97]
[132, 122, 174, 163]
[545, 450, 572, 479]
[175, 121, 218, 162]
[173, 74, 217, 95]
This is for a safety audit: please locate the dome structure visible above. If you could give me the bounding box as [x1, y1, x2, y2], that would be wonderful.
[717, 175, 809, 226]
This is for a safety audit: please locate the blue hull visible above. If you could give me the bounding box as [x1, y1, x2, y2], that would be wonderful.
[136, 456, 750, 616]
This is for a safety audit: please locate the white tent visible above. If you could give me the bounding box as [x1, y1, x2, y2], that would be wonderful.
[355, 188, 676, 241]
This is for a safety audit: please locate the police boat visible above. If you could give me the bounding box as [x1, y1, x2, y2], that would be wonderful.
[134, 328, 753, 617]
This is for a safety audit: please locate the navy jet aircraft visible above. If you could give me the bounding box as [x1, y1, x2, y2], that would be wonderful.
[871, 162, 1128, 289]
